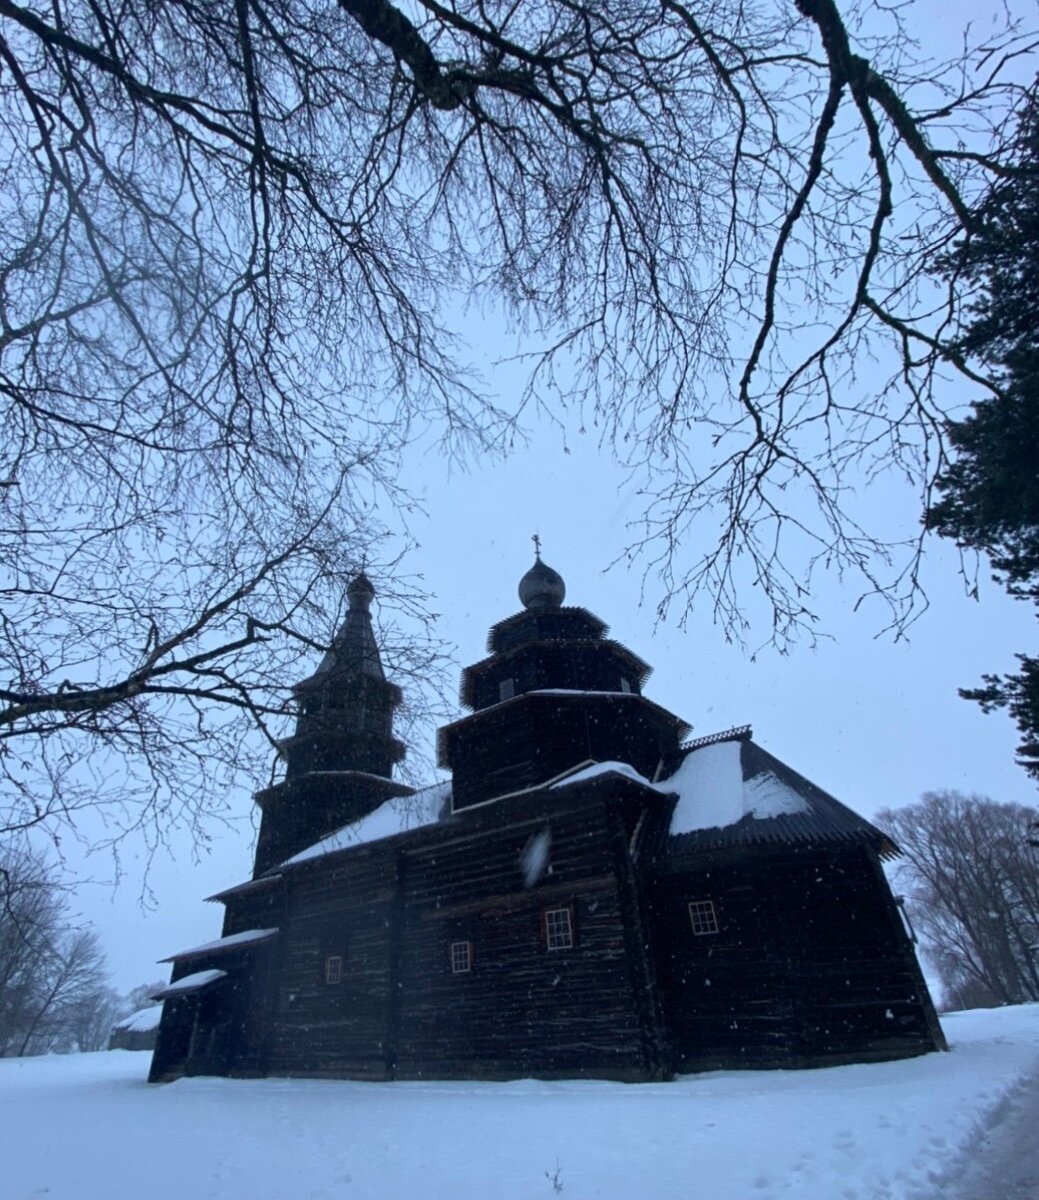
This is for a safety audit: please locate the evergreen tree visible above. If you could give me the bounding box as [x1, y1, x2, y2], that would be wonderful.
[927, 82, 1039, 783]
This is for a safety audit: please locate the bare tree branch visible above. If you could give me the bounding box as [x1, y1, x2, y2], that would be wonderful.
[0, 0, 1033, 845]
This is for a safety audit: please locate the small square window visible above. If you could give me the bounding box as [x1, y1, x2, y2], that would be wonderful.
[544, 907, 574, 951]
[688, 899, 719, 936]
[450, 940, 472, 974]
[324, 954, 343, 984]
[499, 677, 515, 701]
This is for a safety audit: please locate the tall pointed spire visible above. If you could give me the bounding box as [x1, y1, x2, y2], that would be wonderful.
[252, 573, 409, 874]
[284, 573, 404, 780]
[305, 572, 385, 684]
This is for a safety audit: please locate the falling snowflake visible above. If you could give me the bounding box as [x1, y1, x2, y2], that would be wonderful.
[520, 829, 551, 887]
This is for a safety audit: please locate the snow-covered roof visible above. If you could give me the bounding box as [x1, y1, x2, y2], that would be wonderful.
[151, 969, 227, 1000]
[666, 740, 808, 834]
[660, 736, 892, 857]
[161, 927, 278, 963]
[546, 746, 817, 840]
[226, 735, 887, 880]
[112, 1006, 163, 1033]
[550, 760, 658, 789]
[549, 737, 889, 854]
[282, 780, 452, 868]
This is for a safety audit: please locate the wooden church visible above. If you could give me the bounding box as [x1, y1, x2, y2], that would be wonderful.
[149, 557, 945, 1083]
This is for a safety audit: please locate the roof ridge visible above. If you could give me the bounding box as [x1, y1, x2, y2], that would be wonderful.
[682, 724, 753, 752]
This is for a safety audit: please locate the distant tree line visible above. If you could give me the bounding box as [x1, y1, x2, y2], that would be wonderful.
[0, 847, 157, 1056]
[879, 792, 1039, 1010]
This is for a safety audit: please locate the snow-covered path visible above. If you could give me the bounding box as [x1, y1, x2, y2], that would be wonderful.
[947, 1067, 1039, 1200]
[2, 1005, 1037, 1200]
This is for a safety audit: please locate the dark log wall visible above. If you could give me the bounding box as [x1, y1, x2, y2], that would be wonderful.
[650, 845, 940, 1071]
[246, 790, 661, 1082]
[265, 851, 399, 1079]
[607, 807, 673, 1078]
[449, 709, 542, 809]
[153, 782, 942, 1084]
[449, 695, 680, 809]
[393, 796, 654, 1080]
[216, 893, 286, 1075]
[221, 884, 284, 938]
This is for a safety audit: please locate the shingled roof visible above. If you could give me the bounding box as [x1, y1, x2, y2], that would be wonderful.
[660, 732, 897, 863]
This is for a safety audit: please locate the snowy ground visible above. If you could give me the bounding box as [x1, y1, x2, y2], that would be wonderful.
[2, 1005, 1037, 1200]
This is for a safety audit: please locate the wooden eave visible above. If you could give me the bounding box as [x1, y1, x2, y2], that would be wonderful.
[274, 729, 407, 761]
[664, 816, 893, 867]
[254, 770, 414, 808]
[437, 689, 692, 768]
[161, 927, 279, 963]
[205, 874, 284, 903]
[459, 638, 653, 709]
[293, 672, 403, 704]
[151, 969, 228, 1001]
[487, 606, 608, 652]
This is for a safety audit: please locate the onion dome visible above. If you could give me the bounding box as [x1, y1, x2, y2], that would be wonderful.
[347, 572, 376, 611]
[518, 556, 566, 611]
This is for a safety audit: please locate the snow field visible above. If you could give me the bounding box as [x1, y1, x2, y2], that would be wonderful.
[1, 1004, 1037, 1200]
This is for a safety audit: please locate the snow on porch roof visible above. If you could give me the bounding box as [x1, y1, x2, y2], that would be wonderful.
[151, 969, 227, 1000]
[112, 1006, 163, 1033]
[161, 927, 278, 963]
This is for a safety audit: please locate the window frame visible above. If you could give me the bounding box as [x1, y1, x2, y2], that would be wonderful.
[543, 905, 575, 951]
[687, 898, 720, 936]
[449, 940, 473, 974]
[324, 953, 343, 985]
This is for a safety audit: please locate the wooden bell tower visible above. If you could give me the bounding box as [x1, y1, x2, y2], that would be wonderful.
[252, 574, 411, 874]
[440, 552, 689, 810]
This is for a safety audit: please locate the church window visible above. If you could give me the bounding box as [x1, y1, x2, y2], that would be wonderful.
[688, 899, 720, 936]
[498, 677, 515, 701]
[324, 954, 343, 984]
[619, 677, 632, 693]
[450, 940, 472, 974]
[544, 906, 574, 951]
